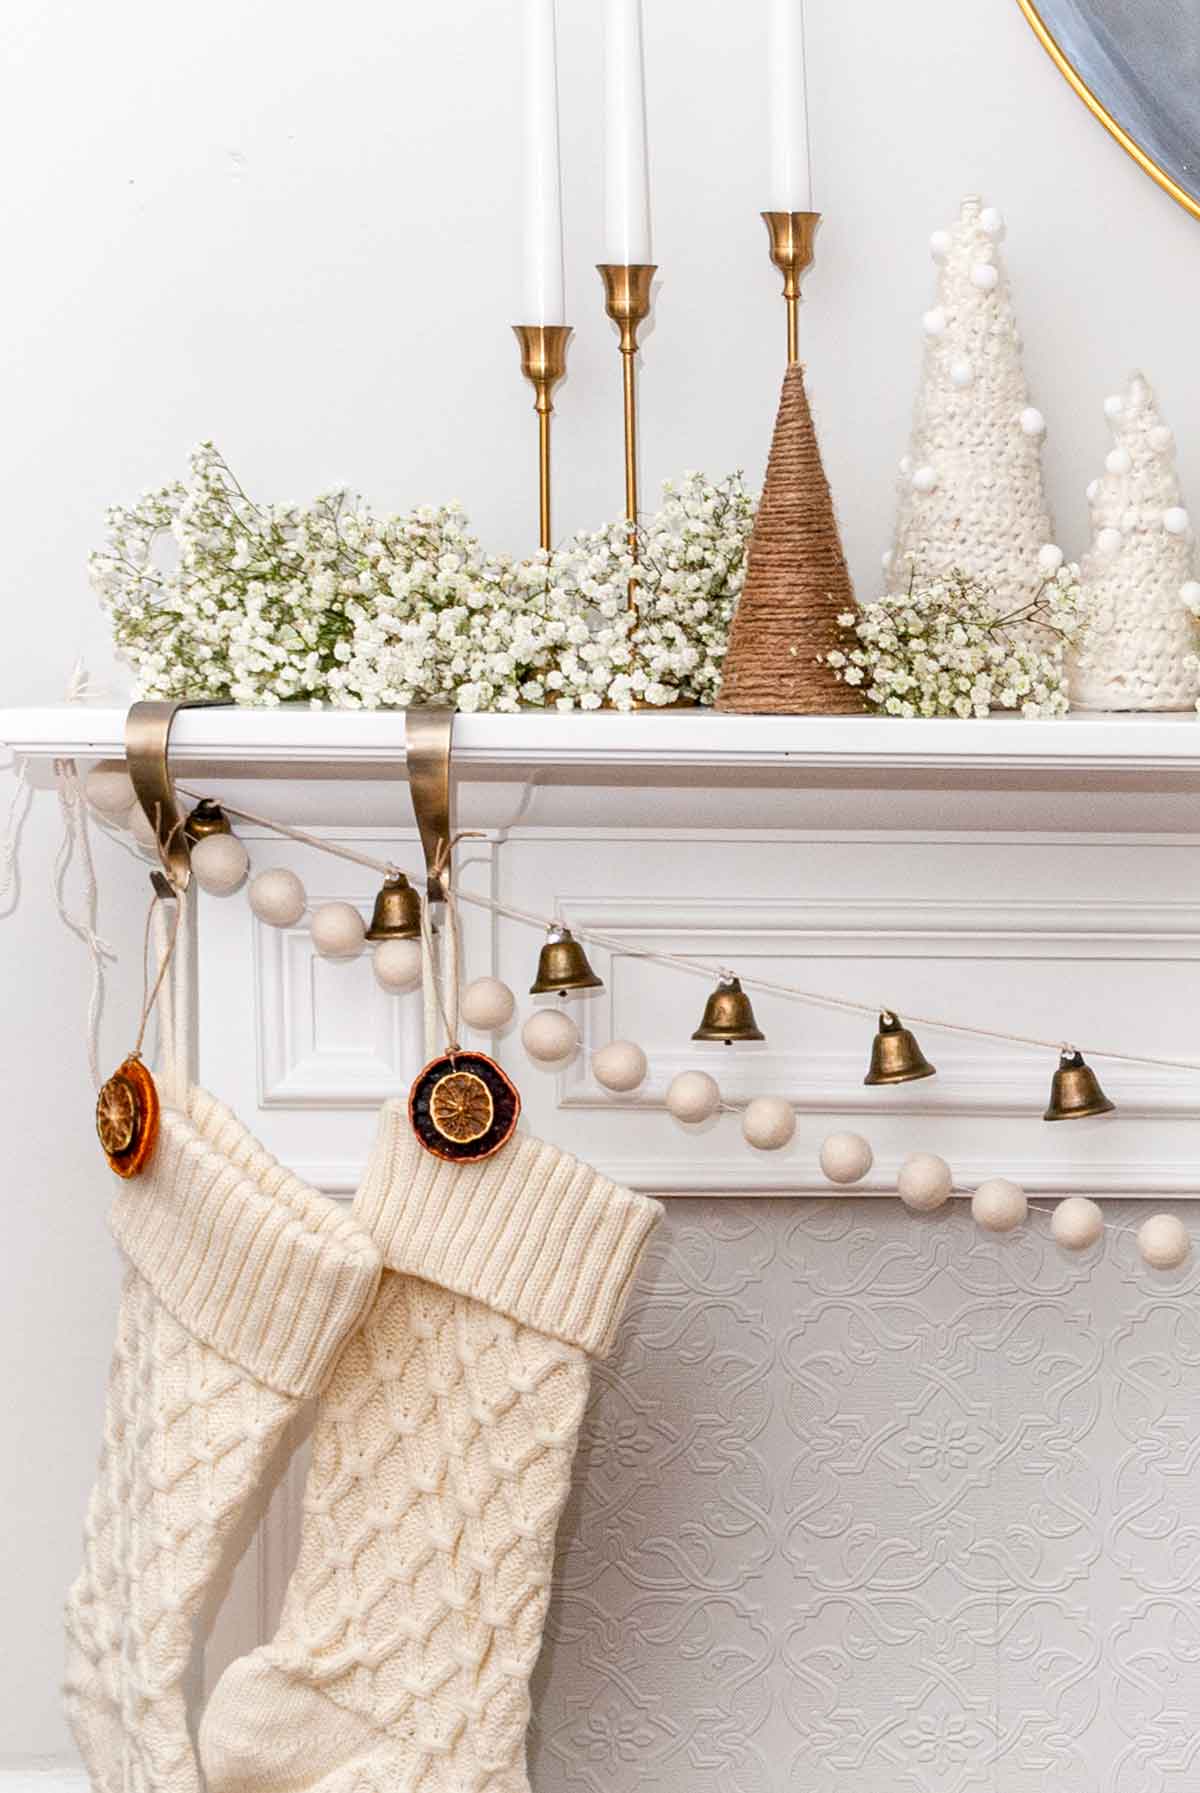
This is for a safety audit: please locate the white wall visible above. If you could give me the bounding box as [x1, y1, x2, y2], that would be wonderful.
[2, 0, 1199, 1780]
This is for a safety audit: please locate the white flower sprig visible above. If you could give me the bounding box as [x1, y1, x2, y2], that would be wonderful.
[91, 444, 755, 712]
[823, 559, 1085, 718]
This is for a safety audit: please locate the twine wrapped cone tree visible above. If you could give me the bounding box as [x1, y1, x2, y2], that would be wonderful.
[716, 362, 861, 714]
[1069, 372, 1200, 711]
[886, 196, 1059, 605]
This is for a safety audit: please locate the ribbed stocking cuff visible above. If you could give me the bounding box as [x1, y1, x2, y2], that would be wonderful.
[354, 1103, 661, 1356]
[109, 1085, 381, 1398]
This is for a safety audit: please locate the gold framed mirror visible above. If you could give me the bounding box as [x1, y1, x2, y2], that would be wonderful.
[1016, 0, 1200, 222]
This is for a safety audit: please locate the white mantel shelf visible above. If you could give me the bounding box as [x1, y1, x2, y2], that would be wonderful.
[6, 704, 1200, 777]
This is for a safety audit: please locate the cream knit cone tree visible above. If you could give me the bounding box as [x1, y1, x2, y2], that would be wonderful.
[1068, 373, 1200, 711]
[886, 196, 1060, 603]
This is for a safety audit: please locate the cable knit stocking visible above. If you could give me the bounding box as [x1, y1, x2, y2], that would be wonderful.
[64, 1086, 382, 1793]
[200, 1107, 661, 1793]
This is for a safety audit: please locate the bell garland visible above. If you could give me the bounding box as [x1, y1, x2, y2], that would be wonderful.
[81, 773, 1197, 1274]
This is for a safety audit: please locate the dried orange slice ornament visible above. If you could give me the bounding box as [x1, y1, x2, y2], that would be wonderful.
[409, 1052, 520, 1163]
[97, 1055, 160, 1179]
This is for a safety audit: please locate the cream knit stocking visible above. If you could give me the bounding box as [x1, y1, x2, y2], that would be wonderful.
[200, 1106, 661, 1793]
[64, 1086, 382, 1793]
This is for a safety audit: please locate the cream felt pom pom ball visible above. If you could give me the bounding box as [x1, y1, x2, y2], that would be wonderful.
[971, 262, 998, 291]
[85, 765, 136, 819]
[373, 939, 423, 992]
[929, 229, 952, 260]
[742, 1096, 795, 1151]
[1051, 1196, 1104, 1250]
[310, 901, 365, 959]
[666, 1070, 721, 1123]
[1137, 1212, 1191, 1270]
[461, 976, 516, 1030]
[1164, 507, 1190, 535]
[820, 1131, 873, 1185]
[1020, 407, 1046, 437]
[1038, 544, 1064, 573]
[950, 359, 974, 388]
[191, 833, 250, 895]
[971, 1178, 1027, 1232]
[128, 805, 160, 853]
[592, 1040, 648, 1092]
[248, 867, 307, 928]
[897, 1152, 953, 1212]
[522, 1008, 579, 1063]
[912, 465, 938, 493]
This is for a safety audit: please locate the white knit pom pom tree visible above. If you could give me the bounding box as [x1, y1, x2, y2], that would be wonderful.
[1069, 372, 1200, 711]
[887, 195, 1059, 604]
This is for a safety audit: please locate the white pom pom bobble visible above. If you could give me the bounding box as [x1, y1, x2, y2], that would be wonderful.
[1181, 580, 1200, 612]
[1050, 1196, 1104, 1251]
[1137, 1213, 1191, 1270]
[310, 901, 366, 960]
[1097, 527, 1123, 555]
[592, 1040, 648, 1092]
[666, 1070, 721, 1123]
[248, 867, 307, 928]
[741, 1096, 796, 1151]
[970, 263, 998, 291]
[912, 465, 938, 494]
[1163, 507, 1190, 536]
[85, 765, 136, 819]
[819, 1132, 873, 1186]
[1106, 447, 1131, 476]
[1020, 407, 1046, 437]
[190, 833, 250, 896]
[897, 1152, 953, 1212]
[460, 976, 516, 1030]
[128, 806, 160, 853]
[521, 1008, 579, 1064]
[979, 206, 1005, 238]
[373, 939, 424, 992]
[1038, 544, 1064, 573]
[923, 308, 947, 337]
[929, 229, 951, 261]
[971, 1178, 1027, 1233]
[950, 359, 974, 388]
[1103, 395, 1124, 420]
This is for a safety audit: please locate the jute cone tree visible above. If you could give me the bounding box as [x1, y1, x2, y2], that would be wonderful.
[717, 362, 861, 714]
[1069, 372, 1200, 710]
[886, 196, 1058, 605]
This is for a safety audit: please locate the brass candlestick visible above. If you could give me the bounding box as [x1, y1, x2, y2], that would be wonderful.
[512, 324, 572, 551]
[597, 263, 656, 595]
[762, 211, 820, 364]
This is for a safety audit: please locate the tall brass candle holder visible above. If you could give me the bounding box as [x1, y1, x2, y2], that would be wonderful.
[512, 324, 572, 551]
[762, 211, 820, 364]
[596, 263, 656, 601]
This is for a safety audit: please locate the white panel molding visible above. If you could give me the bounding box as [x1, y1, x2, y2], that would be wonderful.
[254, 907, 421, 1108]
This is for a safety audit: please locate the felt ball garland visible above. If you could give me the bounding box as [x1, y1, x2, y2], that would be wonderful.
[98, 786, 1198, 1274]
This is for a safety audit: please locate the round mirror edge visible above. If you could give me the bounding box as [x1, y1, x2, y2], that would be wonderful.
[1015, 0, 1200, 224]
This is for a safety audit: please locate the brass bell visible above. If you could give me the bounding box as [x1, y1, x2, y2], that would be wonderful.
[184, 798, 232, 843]
[365, 873, 422, 941]
[691, 975, 765, 1044]
[529, 927, 603, 996]
[1043, 1049, 1115, 1122]
[864, 1011, 936, 1086]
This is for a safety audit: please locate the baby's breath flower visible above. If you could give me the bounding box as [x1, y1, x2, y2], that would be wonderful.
[822, 560, 1084, 720]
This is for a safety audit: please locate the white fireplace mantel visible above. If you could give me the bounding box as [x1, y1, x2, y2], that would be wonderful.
[5, 703, 1200, 1198]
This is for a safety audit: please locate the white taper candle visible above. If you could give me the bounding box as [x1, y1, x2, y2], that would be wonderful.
[603, 0, 652, 265]
[768, 0, 813, 210]
[522, 0, 566, 324]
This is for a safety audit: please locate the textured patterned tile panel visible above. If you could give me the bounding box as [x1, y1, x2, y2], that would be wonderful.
[529, 1198, 1200, 1793]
